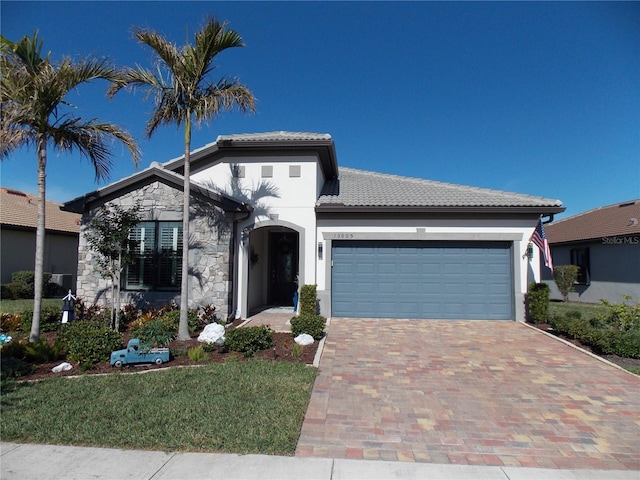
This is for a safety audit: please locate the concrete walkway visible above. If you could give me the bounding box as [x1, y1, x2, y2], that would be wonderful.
[296, 319, 640, 470]
[1, 442, 636, 480]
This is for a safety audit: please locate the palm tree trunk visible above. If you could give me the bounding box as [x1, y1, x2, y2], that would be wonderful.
[178, 116, 192, 340]
[30, 136, 47, 342]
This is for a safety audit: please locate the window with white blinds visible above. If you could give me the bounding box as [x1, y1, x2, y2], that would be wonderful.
[125, 221, 182, 290]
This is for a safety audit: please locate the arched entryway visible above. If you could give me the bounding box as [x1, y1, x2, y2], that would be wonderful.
[246, 225, 300, 315]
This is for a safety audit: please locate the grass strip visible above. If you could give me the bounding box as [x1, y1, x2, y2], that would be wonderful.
[1, 360, 317, 455]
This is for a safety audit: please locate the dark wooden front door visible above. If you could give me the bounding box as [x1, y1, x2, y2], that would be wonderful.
[268, 232, 299, 305]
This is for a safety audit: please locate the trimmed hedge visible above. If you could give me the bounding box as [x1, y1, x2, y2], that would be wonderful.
[290, 314, 326, 340]
[224, 325, 273, 357]
[549, 305, 640, 359]
[57, 320, 123, 370]
[299, 284, 317, 316]
[527, 282, 550, 323]
[20, 306, 62, 333]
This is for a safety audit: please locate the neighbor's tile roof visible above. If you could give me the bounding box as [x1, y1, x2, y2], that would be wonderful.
[0, 188, 80, 233]
[317, 167, 563, 210]
[545, 199, 640, 244]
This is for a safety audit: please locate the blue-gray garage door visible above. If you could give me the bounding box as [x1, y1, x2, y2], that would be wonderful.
[331, 241, 513, 319]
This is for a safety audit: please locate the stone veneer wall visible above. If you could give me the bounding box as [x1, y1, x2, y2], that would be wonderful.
[76, 181, 232, 318]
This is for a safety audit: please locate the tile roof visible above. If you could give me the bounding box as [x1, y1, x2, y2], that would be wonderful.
[217, 131, 332, 142]
[0, 188, 80, 233]
[545, 199, 640, 244]
[317, 167, 564, 211]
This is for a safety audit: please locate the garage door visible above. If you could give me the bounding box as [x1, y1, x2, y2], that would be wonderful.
[331, 241, 513, 320]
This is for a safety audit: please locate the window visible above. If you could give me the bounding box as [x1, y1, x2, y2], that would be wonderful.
[289, 165, 301, 177]
[125, 222, 182, 290]
[232, 165, 245, 178]
[261, 165, 273, 178]
[570, 247, 590, 285]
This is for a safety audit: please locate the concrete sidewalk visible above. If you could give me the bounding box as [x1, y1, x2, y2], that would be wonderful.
[1, 443, 636, 480]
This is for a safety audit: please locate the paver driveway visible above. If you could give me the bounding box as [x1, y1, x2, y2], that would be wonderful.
[296, 319, 640, 470]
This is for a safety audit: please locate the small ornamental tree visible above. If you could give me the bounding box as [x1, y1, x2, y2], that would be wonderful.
[553, 265, 580, 302]
[85, 203, 142, 331]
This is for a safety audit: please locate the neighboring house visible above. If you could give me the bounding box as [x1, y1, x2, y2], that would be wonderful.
[63, 131, 564, 322]
[0, 187, 80, 289]
[543, 200, 640, 304]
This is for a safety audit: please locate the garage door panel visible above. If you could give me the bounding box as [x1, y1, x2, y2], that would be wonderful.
[332, 240, 513, 320]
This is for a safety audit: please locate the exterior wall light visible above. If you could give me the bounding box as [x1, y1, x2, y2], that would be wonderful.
[525, 242, 534, 259]
[318, 242, 323, 260]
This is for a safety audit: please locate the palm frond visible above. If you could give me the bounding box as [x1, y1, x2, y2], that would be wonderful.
[51, 118, 140, 180]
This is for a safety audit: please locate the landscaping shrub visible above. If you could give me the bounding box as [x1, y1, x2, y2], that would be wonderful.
[0, 339, 27, 360]
[20, 306, 62, 333]
[1, 284, 16, 300]
[553, 265, 579, 302]
[9, 271, 56, 299]
[224, 325, 273, 357]
[187, 345, 209, 363]
[57, 320, 123, 370]
[130, 314, 178, 348]
[0, 313, 22, 333]
[24, 339, 64, 363]
[1, 357, 33, 380]
[596, 298, 640, 332]
[119, 303, 141, 329]
[290, 314, 326, 340]
[549, 305, 640, 359]
[299, 284, 318, 316]
[527, 282, 550, 323]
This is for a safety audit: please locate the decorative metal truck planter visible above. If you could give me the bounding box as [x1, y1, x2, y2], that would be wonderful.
[110, 339, 170, 367]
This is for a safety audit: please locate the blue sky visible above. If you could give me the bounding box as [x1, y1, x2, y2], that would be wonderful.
[1, 1, 638, 220]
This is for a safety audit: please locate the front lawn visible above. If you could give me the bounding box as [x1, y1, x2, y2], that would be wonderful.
[548, 300, 608, 319]
[1, 360, 317, 455]
[0, 298, 60, 314]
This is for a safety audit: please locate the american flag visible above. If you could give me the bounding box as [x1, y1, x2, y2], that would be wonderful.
[531, 219, 553, 271]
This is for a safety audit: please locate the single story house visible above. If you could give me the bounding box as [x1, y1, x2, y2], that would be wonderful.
[0, 187, 80, 290]
[64, 132, 564, 321]
[542, 200, 640, 303]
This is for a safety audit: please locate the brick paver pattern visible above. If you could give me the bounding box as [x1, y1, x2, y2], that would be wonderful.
[295, 319, 640, 470]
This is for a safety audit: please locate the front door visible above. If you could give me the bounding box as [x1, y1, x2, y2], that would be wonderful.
[268, 231, 299, 305]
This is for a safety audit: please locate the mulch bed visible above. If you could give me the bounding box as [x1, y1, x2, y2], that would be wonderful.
[528, 322, 640, 372]
[17, 323, 320, 382]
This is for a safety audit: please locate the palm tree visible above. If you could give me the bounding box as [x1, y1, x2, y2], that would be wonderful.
[109, 17, 255, 340]
[1, 32, 140, 342]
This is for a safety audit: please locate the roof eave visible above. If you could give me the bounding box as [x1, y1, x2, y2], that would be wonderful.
[315, 204, 566, 215]
[165, 137, 339, 180]
[62, 167, 248, 214]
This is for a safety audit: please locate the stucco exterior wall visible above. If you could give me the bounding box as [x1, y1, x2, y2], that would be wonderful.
[0, 227, 78, 287]
[76, 181, 233, 317]
[543, 240, 640, 303]
[193, 154, 321, 318]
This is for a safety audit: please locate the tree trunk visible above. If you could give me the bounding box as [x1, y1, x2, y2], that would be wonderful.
[114, 253, 121, 332]
[178, 117, 192, 340]
[30, 136, 47, 343]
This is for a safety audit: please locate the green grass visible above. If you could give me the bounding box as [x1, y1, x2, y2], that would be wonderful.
[548, 301, 608, 319]
[1, 361, 317, 455]
[0, 298, 60, 314]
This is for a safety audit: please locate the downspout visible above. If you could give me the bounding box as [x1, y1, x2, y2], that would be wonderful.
[542, 214, 555, 224]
